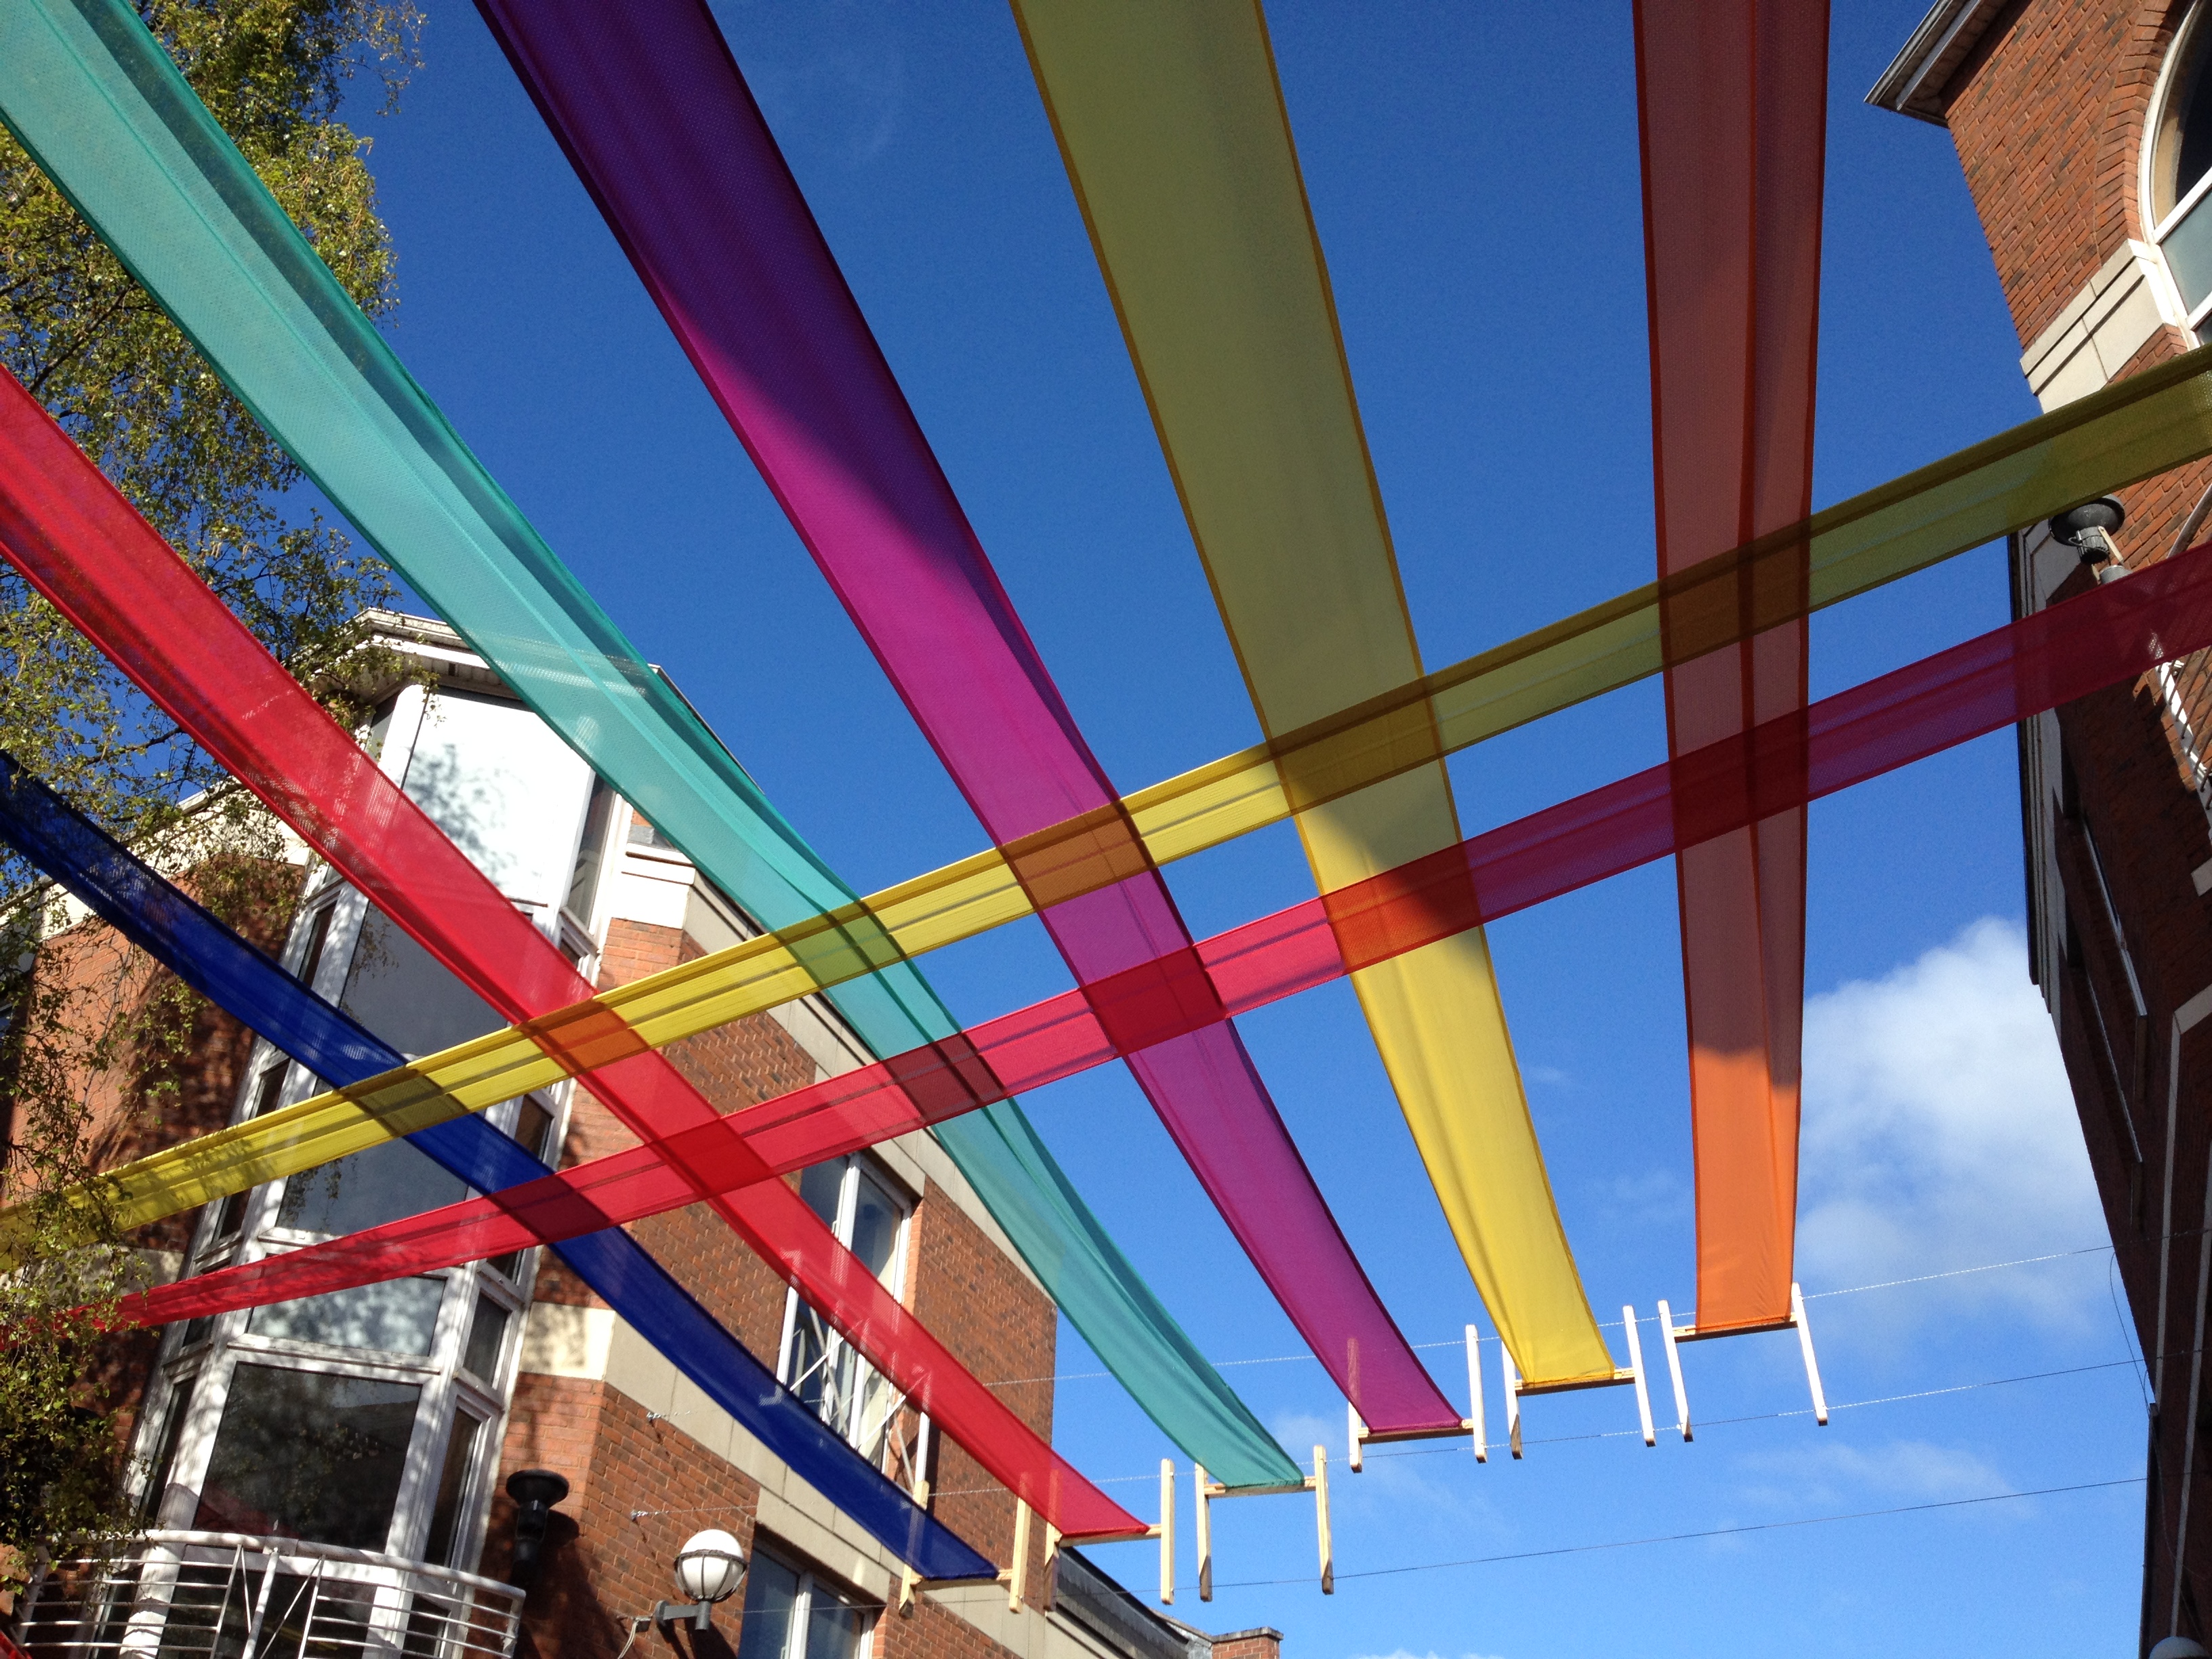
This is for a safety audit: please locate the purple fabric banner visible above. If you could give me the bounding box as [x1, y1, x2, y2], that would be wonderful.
[475, 0, 1460, 1431]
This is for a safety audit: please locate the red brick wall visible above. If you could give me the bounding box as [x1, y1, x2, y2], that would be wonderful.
[508, 899, 1059, 1620]
[487, 1376, 760, 1659]
[1942, 1, 2185, 349]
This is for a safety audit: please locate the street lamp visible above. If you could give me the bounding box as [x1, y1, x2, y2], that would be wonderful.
[2049, 495, 2129, 581]
[505, 1469, 571, 1587]
[655, 1529, 747, 1633]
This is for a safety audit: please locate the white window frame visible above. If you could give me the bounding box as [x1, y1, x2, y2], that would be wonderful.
[126, 671, 642, 1578]
[775, 1154, 914, 1466]
[2145, 0, 2212, 337]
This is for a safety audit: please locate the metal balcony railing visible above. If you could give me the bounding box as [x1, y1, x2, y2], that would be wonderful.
[12, 1532, 525, 1659]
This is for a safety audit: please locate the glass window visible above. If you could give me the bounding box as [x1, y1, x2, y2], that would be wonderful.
[422, 1410, 486, 1568]
[565, 779, 617, 924]
[848, 1168, 903, 1286]
[512, 1097, 557, 1164]
[248, 1279, 445, 1357]
[293, 905, 337, 991]
[2154, 7, 2212, 317]
[735, 1549, 870, 1659]
[798, 1162, 844, 1230]
[140, 1374, 197, 1520]
[777, 1158, 911, 1464]
[460, 1294, 510, 1383]
[735, 1553, 801, 1659]
[194, 1365, 422, 1549]
[278, 1139, 467, 1237]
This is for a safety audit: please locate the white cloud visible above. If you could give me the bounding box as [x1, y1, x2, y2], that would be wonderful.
[1734, 1437, 2011, 1511]
[1797, 918, 2106, 1334]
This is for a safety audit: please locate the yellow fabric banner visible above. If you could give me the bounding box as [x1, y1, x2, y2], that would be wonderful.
[1010, 0, 1608, 1382]
[41, 340, 2212, 1265]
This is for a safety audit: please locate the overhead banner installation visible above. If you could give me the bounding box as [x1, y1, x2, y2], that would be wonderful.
[0, 367, 1138, 1542]
[115, 533, 2212, 1332]
[28, 340, 2212, 1298]
[0, 0, 1292, 1493]
[472, 0, 1462, 1435]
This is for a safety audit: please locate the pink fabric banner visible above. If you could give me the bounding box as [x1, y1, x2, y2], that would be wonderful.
[115, 538, 2212, 1338]
[476, 0, 1459, 1430]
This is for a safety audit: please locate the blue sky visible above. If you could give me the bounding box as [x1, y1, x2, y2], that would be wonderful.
[335, 3, 2144, 1653]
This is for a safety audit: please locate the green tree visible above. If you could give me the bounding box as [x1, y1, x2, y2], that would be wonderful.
[0, 0, 420, 1592]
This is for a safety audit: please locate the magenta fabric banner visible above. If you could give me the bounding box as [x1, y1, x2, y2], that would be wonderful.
[476, 0, 1459, 1431]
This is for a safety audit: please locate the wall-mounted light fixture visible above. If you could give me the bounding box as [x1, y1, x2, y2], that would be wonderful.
[506, 1469, 571, 1586]
[654, 1529, 747, 1633]
[2049, 496, 2130, 581]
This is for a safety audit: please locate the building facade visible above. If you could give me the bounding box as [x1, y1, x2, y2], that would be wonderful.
[1872, 3, 2212, 1646]
[3, 613, 1274, 1659]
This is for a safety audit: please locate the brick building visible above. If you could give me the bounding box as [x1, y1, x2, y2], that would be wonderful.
[1872, 2, 2212, 1646]
[3, 613, 1277, 1659]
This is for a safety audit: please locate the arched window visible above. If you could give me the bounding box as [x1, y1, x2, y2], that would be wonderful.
[2149, 3, 2212, 320]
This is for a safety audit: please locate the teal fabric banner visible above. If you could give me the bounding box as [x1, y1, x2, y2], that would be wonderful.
[0, 0, 1298, 1487]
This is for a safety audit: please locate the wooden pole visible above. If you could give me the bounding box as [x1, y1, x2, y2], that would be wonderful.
[1622, 1305, 1656, 1447]
[1313, 1445, 1333, 1595]
[1008, 1500, 1031, 1613]
[1464, 1326, 1486, 1462]
[1790, 1282, 1830, 1425]
[1159, 1459, 1176, 1605]
[1194, 1463, 1213, 1601]
[1656, 1299, 1692, 1441]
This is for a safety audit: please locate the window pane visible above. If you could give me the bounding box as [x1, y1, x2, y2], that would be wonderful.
[797, 1162, 844, 1231]
[295, 906, 335, 989]
[279, 1139, 466, 1237]
[784, 1313, 832, 1414]
[461, 1294, 510, 1382]
[735, 1555, 801, 1659]
[565, 779, 617, 922]
[422, 1411, 485, 1567]
[140, 1374, 197, 1521]
[195, 1365, 422, 1549]
[512, 1097, 556, 1164]
[803, 1593, 868, 1659]
[249, 1279, 444, 1357]
[847, 1170, 902, 1286]
[2168, 190, 2212, 314]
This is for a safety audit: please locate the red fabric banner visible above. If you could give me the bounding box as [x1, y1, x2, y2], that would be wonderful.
[0, 367, 1138, 1538]
[117, 540, 2212, 1331]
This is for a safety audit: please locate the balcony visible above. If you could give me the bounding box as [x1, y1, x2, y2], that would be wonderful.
[14, 1532, 524, 1659]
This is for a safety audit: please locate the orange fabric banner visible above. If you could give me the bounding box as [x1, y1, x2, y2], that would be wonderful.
[1634, 0, 1829, 1330]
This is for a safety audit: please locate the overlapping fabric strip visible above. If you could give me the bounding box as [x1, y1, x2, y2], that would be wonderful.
[36, 338, 2212, 1285]
[0, 0, 1292, 1494]
[117, 535, 2212, 1332]
[1634, 0, 1828, 1334]
[0, 756, 991, 1580]
[0, 369, 1138, 1540]
[1012, 0, 1610, 1385]
[472, 0, 1457, 1434]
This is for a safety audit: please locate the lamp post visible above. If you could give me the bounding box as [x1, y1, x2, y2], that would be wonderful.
[654, 1530, 747, 1633]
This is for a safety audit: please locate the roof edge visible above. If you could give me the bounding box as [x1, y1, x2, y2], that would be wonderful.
[1867, 0, 2011, 125]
